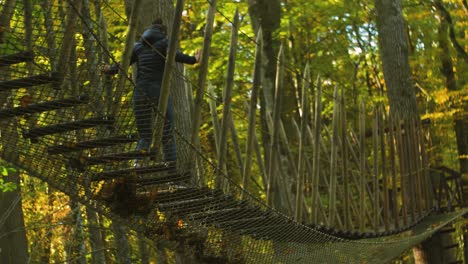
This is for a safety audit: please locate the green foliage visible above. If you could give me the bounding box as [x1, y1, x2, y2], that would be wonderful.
[0, 164, 18, 192]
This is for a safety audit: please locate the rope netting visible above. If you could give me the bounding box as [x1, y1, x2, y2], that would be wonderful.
[0, 1, 466, 263]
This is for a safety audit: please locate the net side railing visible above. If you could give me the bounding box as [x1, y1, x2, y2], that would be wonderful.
[0, 1, 465, 263]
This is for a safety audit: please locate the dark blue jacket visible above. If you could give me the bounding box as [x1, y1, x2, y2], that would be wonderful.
[108, 26, 196, 96]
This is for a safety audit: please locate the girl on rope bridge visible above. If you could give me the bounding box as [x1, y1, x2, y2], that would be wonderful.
[102, 18, 200, 168]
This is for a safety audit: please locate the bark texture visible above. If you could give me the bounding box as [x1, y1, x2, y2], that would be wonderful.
[247, 0, 281, 170]
[374, 0, 419, 120]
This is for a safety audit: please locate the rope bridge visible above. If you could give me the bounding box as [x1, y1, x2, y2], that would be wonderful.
[0, 1, 466, 263]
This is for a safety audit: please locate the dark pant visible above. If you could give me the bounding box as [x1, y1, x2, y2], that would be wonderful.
[133, 92, 176, 163]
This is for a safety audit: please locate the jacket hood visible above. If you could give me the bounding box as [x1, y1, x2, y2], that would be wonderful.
[141, 27, 166, 46]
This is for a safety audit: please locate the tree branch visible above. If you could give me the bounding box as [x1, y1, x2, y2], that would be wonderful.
[434, 1, 468, 63]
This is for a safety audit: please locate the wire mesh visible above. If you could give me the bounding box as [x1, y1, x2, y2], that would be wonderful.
[0, 1, 466, 263]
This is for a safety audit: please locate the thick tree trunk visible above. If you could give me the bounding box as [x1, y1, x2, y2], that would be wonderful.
[412, 235, 442, 264]
[112, 222, 132, 264]
[0, 169, 29, 264]
[434, 0, 468, 182]
[0, 40, 29, 264]
[67, 201, 87, 264]
[374, 0, 419, 120]
[138, 235, 150, 264]
[374, 1, 434, 262]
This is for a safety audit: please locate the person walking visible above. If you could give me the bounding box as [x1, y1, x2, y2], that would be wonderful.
[103, 19, 199, 166]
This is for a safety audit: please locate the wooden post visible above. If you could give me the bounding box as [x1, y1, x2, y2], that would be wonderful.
[340, 87, 351, 229]
[229, 114, 244, 177]
[372, 107, 380, 231]
[241, 30, 262, 199]
[152, 0, 185, 162]
[388, 114, 399, 228]
[396, 117, 408, 226]
[113, 0, 142, 102]
[217, 9, 239, 189]
[418, 119, 432, 210]
[292, 117, 330, 225]
[208, 83, 220, 153]
[244, 101, 268, 190]
[414, 120, 426, 212]
[328, 85, 340, 226]
[183, 69, 195, 119]
[55, 0, 84, 89]
[379, 107, 390, 231]
[311, 76, 322, 224]
[191, 0, 218, 147]
[410, 118, 423, 217]
[344, 127, 378, 225]
[403, 119, 416, 223]
[307, 75, 324, 224]
[359, 100, 366, 231]
[266, 44, 285, 206]
[295, 64, 310, 221]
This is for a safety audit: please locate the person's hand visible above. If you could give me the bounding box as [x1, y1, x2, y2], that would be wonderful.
[100, 64, 111, 73]
[194, 49, 201, 63]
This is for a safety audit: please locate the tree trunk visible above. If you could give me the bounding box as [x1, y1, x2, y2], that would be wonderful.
[247, 0, 281, 174]
[0, 0, 17, 43]
[0, 19, 29, 262]
[138, 235, 150, 264]
[373, 1, 434, 262]
[434, 0, 468, 182]
[0, 169, 29, 264]
[412, 235, 442, 264]
[112, 222, 132, 264]
[374, 0, 419, 120]
[67, 201, 87, 264]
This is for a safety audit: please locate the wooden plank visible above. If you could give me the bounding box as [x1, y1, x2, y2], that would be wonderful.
[23, 116, 114, 140]
[0, 51, 34, 67]
[92, 162, 175, 181]
[0, 94, 89, 119]
[47, 134, 138, 154]
[83, 150, 157, 166]
[0, 72, 60, 91]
